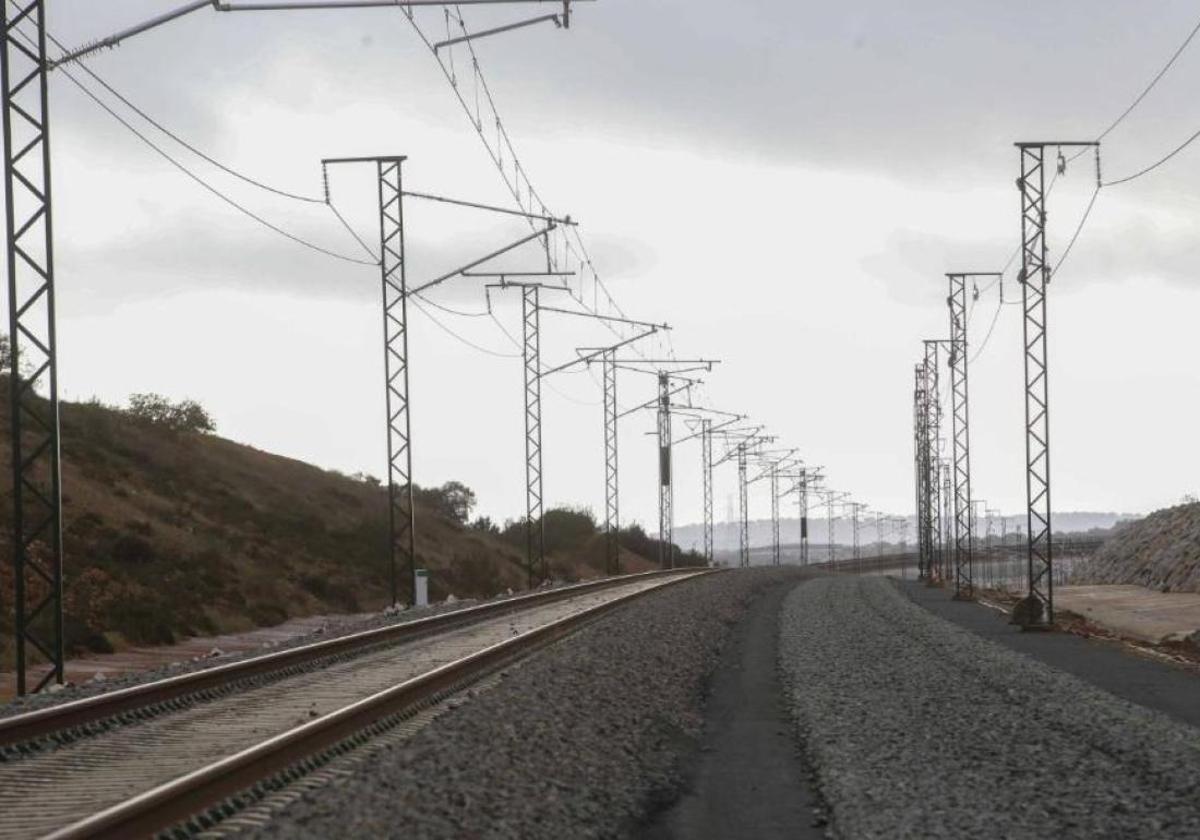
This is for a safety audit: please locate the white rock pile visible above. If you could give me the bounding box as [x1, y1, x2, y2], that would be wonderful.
[1071, 503, 1200, 592]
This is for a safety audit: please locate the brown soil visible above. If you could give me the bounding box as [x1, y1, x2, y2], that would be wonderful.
[0, 384, 657, 673]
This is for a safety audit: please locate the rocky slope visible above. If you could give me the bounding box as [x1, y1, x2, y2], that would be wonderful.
[1070, 503, 1199, 591]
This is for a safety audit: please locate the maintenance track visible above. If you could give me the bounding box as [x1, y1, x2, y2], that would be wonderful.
[783, 576, 1200, 839]
[901, 579, 1200, 727]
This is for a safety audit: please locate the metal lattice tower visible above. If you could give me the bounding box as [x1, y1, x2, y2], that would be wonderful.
[913, 365, 926, 579]
[770, 465, 781, 566]
[656, 372, 674, 569]
[375, 157, 415, 607]
[1013, 141, 1098, 626]
[916, 360, 936, 581]
[985, 507, 1000, 587]
[737, 442, 750, 568]
[3, 0, 63, 694]
[851, 502, 862, 566]
[799, 469, 811, 565]
[942, 464, 953, 579]
[701, 418, 714, 565]
[827, 491, 838, 565]
[602, 348, 619, 574]
[947, 272, 986, 599]
[923, 341, 944, 582]
[323, 153, 494, 608]
[522, 285, 545, 586]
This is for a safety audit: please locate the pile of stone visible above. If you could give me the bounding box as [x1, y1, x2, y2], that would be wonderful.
[1071, 503, 1200, 592]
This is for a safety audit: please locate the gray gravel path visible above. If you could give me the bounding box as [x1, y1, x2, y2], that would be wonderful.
[640, 577, 824, 840]
[780, 576, 1200, 839]
[251, 567, 805, 839]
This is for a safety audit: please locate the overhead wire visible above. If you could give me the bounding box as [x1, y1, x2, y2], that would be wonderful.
[328, 202, 381, 263]
[47, 29, 326, 205]
[32, 17, 389, 270]
[410, 297, 520, 358]
[28, 20, 380, 269]
[969, 298, 1004, 364]
[1050, 184, 1101, 277]
[413, 293, 492, 318]
[1066, 9, 1200, 176]
[402, 6, 661, 365]
[53, 61, 378, 267]
[1103, 125, 1200, 186]
[1071, 7, 1200, 164]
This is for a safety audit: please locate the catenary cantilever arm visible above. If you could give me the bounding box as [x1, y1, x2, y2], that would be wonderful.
[50, 0, 591, 68]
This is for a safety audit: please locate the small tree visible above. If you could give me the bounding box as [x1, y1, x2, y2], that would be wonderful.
[439, 481, 476, 524]
[413, 480, 477, 525]
[126, 393, 216, 434]
[0, 334, 27, 377]
[470, 515, 500, 536]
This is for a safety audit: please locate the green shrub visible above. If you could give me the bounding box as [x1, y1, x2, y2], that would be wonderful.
[126, 392, 216, 434]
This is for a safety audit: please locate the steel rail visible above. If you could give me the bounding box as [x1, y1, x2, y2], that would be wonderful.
[0, 568, 691, 749]
[44, 569, 710, 840]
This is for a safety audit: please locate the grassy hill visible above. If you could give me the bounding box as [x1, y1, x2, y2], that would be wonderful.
[0, 382, 684, 669]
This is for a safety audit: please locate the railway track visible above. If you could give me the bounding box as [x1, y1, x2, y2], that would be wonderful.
[0, 568, 706, 839]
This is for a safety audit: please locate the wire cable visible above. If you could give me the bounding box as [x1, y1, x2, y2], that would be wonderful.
[53, 62, 377, 267]
[969, 299, 1004, 364]
[414, 292, 491, 318]
[327, 202, 381, 262]
[1098, 11, 1200, 143]
[1050, 185, 1101, 277]
[411, 297, 520, 358]
[42, 26, 325, 205]
[403, 6, 657, 362]
[1067, 10, 1200, 169]
[1103, 124, 1200, 186]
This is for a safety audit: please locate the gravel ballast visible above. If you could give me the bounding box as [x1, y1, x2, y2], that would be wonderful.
[252, 567, 805, 839]
[780, 576, 1200, 839]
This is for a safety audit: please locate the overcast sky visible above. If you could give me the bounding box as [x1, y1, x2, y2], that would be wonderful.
[14, 0, 1200, 539]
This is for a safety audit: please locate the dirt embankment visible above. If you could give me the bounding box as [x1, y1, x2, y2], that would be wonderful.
[1070, 504, 1200, 592]
[0, 386, 658, 667]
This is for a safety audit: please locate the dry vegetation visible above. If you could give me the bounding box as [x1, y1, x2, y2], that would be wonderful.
[0, 381, 694, 669]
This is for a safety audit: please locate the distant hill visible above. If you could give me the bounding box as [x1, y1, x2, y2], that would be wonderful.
[676, 511, 1140, 553]
[0, 382, 665, 668]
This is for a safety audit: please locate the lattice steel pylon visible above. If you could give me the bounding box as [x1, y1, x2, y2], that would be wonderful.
[656, 371, 674, 569]
[798, 468, 811, 565]
[827, 491, 838, 565]
[3, 0, 63, 695]
[602, 348, 619, 574]
[942, 464, 952, 578]
[851, 502, 862, 568]
[737, 442, 750, 568]
[913, 365, 926, 579]
[376, 158, 415, 607]
[770, 465, 781, 566]
[946, 272, 990, 600]
[916, 359, 937, 581]
[923, 341, 944, 582]
[522, 285, 545, 586]
[1012, 141, 1098, 627]
[324, 155, 416, 608]
[701, 418, 714, 565]
[876, 511, 884, 558]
